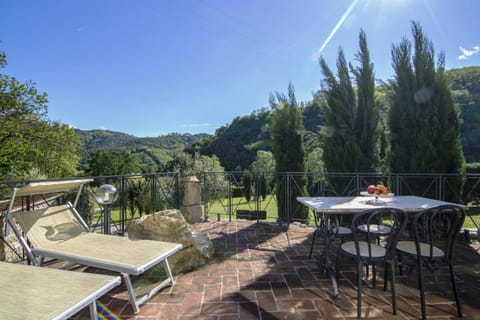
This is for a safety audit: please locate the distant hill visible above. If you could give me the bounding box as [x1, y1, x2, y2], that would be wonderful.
[74, 66, 480, 173]
[75, 129, 209, 172]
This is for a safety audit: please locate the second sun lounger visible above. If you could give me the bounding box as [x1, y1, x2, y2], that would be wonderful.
[0, 261, 120, 320]
[5, 179, 183, 313]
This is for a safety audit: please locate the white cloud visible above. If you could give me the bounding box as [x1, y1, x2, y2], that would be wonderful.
[458, 45, 480, 60]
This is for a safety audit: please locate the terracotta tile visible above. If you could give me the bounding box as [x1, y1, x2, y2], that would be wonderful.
[69, 221, 480, 319]
[180, 293, 203, 315]
[196, 275, 222, 284]
[276, 298, 316, 311]
[284, 273, 304, 289]
[260, 311, 303, 320]
[200, 302, 238, 315]
[158, 303, 181, 320]
[238, 269, 254, 283]
[255, 291, 278, 312]
[313, 298, 344, 318]
[204, 283, 223, 302]
[137, 303, 161, 316]
[271, 281, 292, 299]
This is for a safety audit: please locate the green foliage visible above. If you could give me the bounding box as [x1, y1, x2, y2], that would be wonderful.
[350, 30, 381, 172]
[388, 22, 465, 201]
[0, 50, 80, 180]
[164, 152, 227, 202]
[85, 150, 141, 176]
[242, 171, 252, 202]
[76, 129, 207, 173]
[319, 48, 359, 174]
[249, 150, 275, 174]
[193, 109, 272, 171]
[319, 30, 381, 177]
[127, 178, 151, 218]
[447, 66, 480, 162]
[249, 150, 275, 201]
[270, 84, 307, 221]
[302, 94, 326, 133]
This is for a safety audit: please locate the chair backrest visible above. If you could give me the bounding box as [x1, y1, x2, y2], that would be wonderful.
[12, 204, 88, 248]
[351, 207, 408, 259]
[412, 205, 465, 261]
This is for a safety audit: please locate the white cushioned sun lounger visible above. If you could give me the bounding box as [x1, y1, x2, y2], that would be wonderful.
[5, 179, 183, 314]
[0, 261, 120, 320]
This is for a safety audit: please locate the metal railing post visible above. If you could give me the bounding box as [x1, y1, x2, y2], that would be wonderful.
[120, 176, 126, 235]
[203, 173, 209, 222]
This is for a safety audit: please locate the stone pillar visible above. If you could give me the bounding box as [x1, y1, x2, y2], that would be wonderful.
[182, 176, 202, 223]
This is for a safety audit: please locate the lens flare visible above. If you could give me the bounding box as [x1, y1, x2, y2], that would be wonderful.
[318, 0, 359, 54]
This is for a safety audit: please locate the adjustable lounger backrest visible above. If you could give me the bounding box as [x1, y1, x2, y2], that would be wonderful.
[13, 204, 87, 248]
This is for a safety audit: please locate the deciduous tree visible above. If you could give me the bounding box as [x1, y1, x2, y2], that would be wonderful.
[0, 49, 80, 180]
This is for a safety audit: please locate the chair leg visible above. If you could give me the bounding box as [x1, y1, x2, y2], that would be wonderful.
[417, 259, 427, 320]
[383, 262, 389, 292]
[357, 259, 363, 319]
[449, 262, 463, 317]
[390, 262, 398, 315]
[398, 253, 403, 276]
[309, 229, 318, 258]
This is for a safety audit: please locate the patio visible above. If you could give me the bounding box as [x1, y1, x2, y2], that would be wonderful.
[76, 220, 479, 319]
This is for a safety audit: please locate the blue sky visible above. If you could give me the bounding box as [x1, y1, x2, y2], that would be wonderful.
[1, 0, 479, 137]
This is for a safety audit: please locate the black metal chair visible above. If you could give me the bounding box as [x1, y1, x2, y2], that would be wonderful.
[396, 205, 465, 320]
[309, 189, 352, 258]
[337, 207, 408, 319]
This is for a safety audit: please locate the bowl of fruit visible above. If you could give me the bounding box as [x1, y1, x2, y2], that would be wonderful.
[360, 184, 394, 205]
[360, 184, 394, 203]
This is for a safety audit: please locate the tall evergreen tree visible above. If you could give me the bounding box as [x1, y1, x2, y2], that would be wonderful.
[320, 48, 358, 174]
[389, 22, 465, 200]
[270, 84, 307, 222]
[351, 30, 380, 172]
[320, 31, 381, 174]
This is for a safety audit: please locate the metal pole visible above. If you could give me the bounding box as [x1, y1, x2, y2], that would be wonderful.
[203, 173, 209, 222]
[120, 177, 126, 235]
[103, 204, 111, 235]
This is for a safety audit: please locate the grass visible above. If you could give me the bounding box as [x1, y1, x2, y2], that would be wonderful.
[90, 197, 480, 230]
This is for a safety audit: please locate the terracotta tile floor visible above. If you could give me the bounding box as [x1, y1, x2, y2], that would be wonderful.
[78, 221, 480, 319]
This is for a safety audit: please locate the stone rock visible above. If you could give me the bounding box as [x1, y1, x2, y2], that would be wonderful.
[191, 231, 215, 259]
[181, 176, 203, 223]
[126, 209, 207, 274]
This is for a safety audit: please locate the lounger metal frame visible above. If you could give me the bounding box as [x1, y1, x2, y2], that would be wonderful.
[5, 179, 183, 313]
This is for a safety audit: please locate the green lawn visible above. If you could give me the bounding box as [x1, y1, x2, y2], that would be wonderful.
[90, 198, 480, 230]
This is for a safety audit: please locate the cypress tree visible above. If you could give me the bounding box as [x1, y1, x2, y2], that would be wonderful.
[351, 30, 380, 172]
[320, 48, 359, 174]
[270, 84, 307, 221]
[389, 22, 465, 201]
[320, 30, 380, 176]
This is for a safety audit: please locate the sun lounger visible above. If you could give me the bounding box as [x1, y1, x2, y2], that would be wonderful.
[5, 179, 183, 313]
[0, 261, 120, 320]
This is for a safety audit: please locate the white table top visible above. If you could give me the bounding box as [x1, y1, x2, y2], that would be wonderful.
[297, 195, 465, 213]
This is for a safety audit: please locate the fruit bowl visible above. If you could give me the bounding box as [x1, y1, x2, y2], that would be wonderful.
[360, 191, 394, 197]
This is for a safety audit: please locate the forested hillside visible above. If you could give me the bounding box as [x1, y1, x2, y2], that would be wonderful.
[75, 66, 480, 173]
[193, 66, 480, 171]
[447, 66, 480, 162]
[76, 129, 209, 172]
